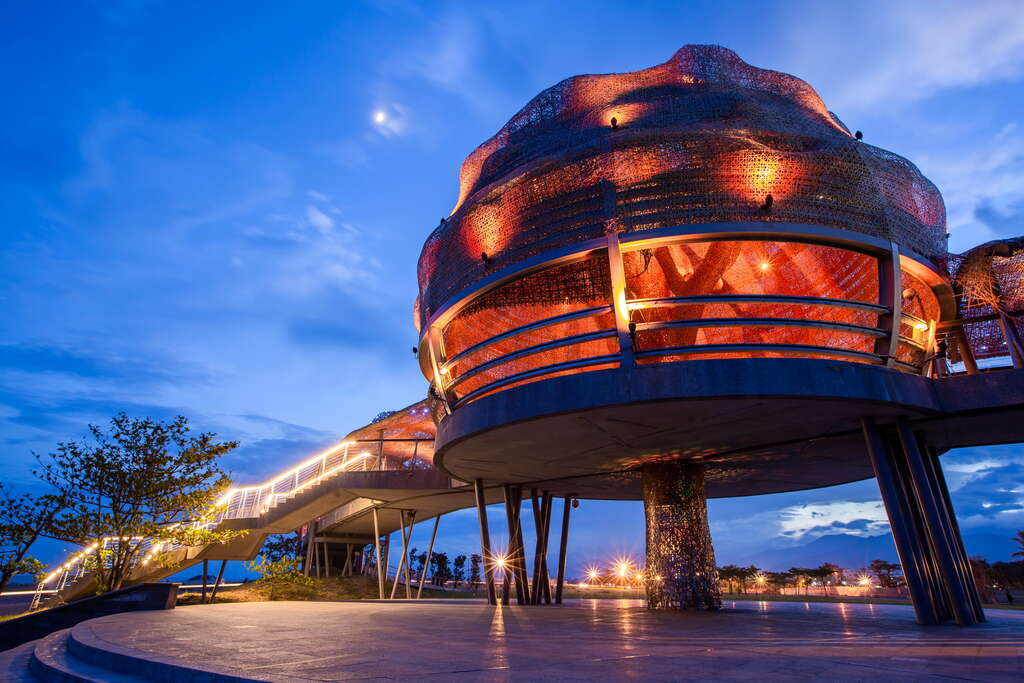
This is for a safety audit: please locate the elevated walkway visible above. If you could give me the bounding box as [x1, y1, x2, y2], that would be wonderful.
[34, 400, 485, 606]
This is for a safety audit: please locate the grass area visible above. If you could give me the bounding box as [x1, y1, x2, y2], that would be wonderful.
[721, 592, 1024, 611]
[177, 575, 457, 605]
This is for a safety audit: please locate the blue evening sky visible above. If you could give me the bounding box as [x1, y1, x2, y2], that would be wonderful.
[2, 0, 1024, 575]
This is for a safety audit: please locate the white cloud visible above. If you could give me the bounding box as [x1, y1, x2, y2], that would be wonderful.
[305, 204, 334, 232]
[792, 0, 1024, 112]
[777, 500, 889, 540]
[920, 123, 1024, 251]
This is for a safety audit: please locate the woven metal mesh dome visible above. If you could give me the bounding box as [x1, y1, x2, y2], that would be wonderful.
[416, 44, 946, 328]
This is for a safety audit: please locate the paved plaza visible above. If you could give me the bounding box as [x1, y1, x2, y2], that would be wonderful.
[10, 598, 1023, 681]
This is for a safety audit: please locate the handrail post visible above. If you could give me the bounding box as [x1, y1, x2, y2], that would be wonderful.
[607, 232, 636, 368]
[874, 242, 902, 367]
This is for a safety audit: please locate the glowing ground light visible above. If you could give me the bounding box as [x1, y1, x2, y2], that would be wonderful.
[615, 560, 631, 579]
[857, 575, 873, 587]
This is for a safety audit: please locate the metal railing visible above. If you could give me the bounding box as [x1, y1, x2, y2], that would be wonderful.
[422, 225, 954, 411]
[31, 437, 434, 607]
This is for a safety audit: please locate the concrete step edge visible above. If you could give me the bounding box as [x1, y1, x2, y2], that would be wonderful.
[68, 620, 264, 683]
[29, 629, 138, 683]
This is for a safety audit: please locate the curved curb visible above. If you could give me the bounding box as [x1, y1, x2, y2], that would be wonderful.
[67, 619, 269, 683]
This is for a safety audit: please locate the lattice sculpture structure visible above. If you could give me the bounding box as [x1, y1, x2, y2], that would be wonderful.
[950, 238, 1024, 364]
[415, 46, 1019, 621]
[417, 44, 949, 410]
[643, 461, 721, 610]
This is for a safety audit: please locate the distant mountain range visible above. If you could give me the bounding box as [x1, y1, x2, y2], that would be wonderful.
[722, 532, 1020, 571]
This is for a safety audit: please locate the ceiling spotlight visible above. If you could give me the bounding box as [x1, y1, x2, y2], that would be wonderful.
[855, 130, 863, 140]
[610, 116, 619, 130]
[760, 193, 774, 213]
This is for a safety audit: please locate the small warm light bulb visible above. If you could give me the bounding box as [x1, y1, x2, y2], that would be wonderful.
[759, 262, 771, 272]
[373, 110, 387, 124]
[913, 322, 929, 332]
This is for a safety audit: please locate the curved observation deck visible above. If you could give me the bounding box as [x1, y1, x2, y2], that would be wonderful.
[419, 220, 952, 414]
[417, 218, 956, 498]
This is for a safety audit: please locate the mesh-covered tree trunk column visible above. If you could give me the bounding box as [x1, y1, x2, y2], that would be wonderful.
[643, 460, 721, 610]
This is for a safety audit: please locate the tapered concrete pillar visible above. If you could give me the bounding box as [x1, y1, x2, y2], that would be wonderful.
[643, 460, 721, 610]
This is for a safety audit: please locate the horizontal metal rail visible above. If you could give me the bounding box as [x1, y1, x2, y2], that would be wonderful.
[454, 354, 623, 408]
[626, 293, 888, 313]
[633, 317, 887, 338]
[441, 304, 613, 370]
[634, 342, 884, 365]
[447, 328, 618, 390]
[898, 335, 928, 351]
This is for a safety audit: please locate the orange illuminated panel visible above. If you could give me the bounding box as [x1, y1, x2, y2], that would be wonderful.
[442, 255, 611, 359]
[637, 350, 876, 366]
[451, 338, 619, 402]
[623, 241, 878, 303]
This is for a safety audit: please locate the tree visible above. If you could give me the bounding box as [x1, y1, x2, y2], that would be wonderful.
[453, 554, 467, 588]
[430, 551, 452, 587]
[469, 553, 482, 589]
[789, 567, 814, 595]
[740, 565, 760, 594]
[766, 571, 793, 592]
[1013, 530, 1024, 558]
[869, 559, 901, 587]
[408, 547, 420, 576]
[718, 565, 742, 593]
[260, 533, 303, 562]
[814, 563, 842, 595]
[0, 486, 64, 594]
[35, 413, 239, 593]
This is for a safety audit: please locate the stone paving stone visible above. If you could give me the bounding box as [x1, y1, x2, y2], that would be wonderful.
[71, 598, 1024, 681]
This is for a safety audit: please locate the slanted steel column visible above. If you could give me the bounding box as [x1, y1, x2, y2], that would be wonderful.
[417, 514, 441, 599]
[389, 511, 406, 599]
[529, 489, 544, 605]
[997, 314, 1024, 368]
[504, 484, 527, 604]
[303, 521, 316, 576]
[208, 560, 227, 604]
[474, 478, 498, 605]
[862, 418, 939, 624]
[896, 419, 978, 626]
[925, 442, 986, 623]
[954, 327, 979, 375]
[540, 492, 554, 604]
[555, 496, 572, 605]
[510, 486, 530, 603]
[372, 507, 384, 600]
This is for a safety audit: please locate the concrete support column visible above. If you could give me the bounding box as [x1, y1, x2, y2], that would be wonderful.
[642, 460, 721, 610]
